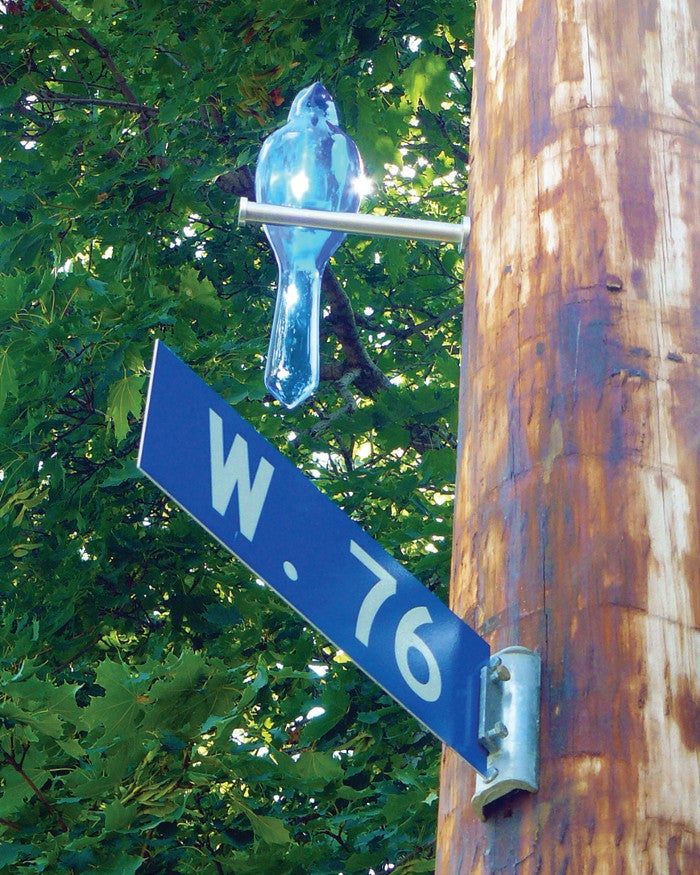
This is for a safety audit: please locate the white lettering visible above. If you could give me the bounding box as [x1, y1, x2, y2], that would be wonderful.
[351, 541, 442, 703]
[351, 540, 397, 645]
[394, 607, 442, 702]
[209, 409, 274, 541]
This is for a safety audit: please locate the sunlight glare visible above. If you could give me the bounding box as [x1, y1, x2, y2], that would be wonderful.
[290, 171, 310, 200]
[353, 174, 374, 198]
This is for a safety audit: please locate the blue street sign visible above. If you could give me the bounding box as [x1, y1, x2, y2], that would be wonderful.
[137, 341, 490, 773]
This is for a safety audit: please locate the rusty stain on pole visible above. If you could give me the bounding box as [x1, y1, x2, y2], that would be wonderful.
[437, 0, 699, 870]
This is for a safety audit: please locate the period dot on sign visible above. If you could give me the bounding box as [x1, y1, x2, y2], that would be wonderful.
[283, 561, 298, 581]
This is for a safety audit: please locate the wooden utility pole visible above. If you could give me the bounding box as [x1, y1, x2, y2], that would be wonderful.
[437, 0, 699, 871]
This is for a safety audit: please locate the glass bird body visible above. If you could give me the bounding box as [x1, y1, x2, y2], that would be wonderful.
[255, 82, 363, 408]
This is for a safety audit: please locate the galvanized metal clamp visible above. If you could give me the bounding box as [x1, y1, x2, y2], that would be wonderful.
[472, 646, 542, 820]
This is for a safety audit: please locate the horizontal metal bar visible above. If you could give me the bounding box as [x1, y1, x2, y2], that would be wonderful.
[238, 197, 470, 250]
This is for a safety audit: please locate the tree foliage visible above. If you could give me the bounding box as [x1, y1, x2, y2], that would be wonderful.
[0, 1, 474, 871]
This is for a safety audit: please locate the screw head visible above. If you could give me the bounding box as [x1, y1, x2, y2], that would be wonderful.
[489, 657, 511, 682]
[486, 721, 509, 742]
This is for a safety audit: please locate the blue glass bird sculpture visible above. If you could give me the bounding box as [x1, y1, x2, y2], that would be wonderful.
[255, 82, 363, 409]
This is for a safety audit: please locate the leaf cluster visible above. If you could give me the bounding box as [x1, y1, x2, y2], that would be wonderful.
[0, 0, 475, 871]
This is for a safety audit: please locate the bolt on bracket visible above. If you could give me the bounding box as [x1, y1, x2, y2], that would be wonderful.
[472, 645, 542, 820]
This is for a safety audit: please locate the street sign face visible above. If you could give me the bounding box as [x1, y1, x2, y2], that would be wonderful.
[137, 341, 489, 773]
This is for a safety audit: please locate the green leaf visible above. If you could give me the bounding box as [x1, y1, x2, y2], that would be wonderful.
[0, 273, 24, 319]
[92, 853, 143, 875]
[383, 789, 426, 825]
[99, 457, 141, 489]
[56, 737, 86, 759]
[0, 843, 33, 870]
[202, 602, 243, 628]
[403, 54, 453, 113]
[0, 349, 18, 414]
[244, 811, 291, 845]
[83, 658, 149, 741]
[178, 266, 221, 328]
[104, 799, 138, 831]
[91, 0, 118, 16]
[106, 373, 146, 442]
[0, 83, 21, 109]
[293, 751, 343, 788]
[1, 674, 81, 739]
[300, 684, 350, 745]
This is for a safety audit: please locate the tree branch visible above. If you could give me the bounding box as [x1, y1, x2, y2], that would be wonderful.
[322, 270, 392, 397]
[45, 0, 151, 130]
[0, 817, 21, 832]
[305, 369, 359, 441]
[355, 303, 462, 339]
[316, 826, 351, 852]
[0, 745, 67, 832]
[424, 108, 470, 164]
[36, 89, 158, 118]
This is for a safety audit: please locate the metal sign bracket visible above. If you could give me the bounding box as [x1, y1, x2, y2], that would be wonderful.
[472, 645, 542, 820]
[238, 197, 471, 251]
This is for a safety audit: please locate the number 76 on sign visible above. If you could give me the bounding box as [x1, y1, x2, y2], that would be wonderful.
[138, 341, 490, 774]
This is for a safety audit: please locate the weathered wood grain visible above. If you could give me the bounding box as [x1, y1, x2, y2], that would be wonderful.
[437, 0, 699, 870]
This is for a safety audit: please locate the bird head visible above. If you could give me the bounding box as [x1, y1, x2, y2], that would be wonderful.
[287, 82, 339, 127]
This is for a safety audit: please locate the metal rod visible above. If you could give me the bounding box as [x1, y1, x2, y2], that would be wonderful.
[238, 197, 470, 250]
